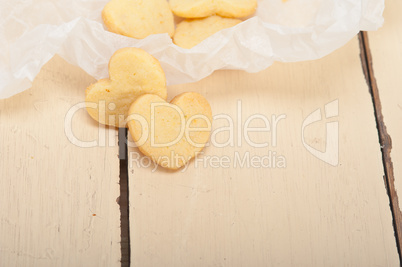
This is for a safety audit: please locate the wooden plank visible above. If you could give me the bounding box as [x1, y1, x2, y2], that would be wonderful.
[128, 37, 399, 266]
[0, 56, 121, 266]
[366, 0, 402, 252]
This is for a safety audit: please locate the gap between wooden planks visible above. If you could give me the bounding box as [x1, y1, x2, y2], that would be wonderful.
[363, 0, 402, 261]
[359, 31, 402, 263]
[127, 36, 399, 266]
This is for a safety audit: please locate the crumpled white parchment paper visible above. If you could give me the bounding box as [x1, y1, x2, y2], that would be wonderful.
[0, 0, 384, 99]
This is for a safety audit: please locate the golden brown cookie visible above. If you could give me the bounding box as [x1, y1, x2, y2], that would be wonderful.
[85, 48, 167, 127]
[127, 92, 212, 170]
[173, 15, 242, 48]
[169, 0, 257, 18]
[102, 0, 175, 39]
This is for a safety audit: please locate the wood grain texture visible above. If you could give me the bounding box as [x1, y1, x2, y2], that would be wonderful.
[128, 37, 399, 266]
[0, 56, 121, 266]
[366, 0, 402, 251]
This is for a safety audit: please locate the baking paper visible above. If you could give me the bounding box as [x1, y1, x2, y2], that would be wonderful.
[0, 0, 384, 99]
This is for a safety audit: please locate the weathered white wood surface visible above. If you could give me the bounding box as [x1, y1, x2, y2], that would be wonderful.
[368, 0, 402, 217]
[0, 56, 121, 266]
[128, 37, 399, 266]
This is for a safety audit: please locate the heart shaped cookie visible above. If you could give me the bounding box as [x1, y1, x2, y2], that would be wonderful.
[169, 0, 257, 18]
[102, 0, 175, 39]
[85, 47, 167, 128]
[174, 15, 242, 49]
[127, 92, 212, 170]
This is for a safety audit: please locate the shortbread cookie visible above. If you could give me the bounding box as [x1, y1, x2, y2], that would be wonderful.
[127, 92, 213, 170]
[102, 0, 175, 39]
[169, 0, 257, 18]
[173, 15, 242, 48]
[85, 48, 167, 127]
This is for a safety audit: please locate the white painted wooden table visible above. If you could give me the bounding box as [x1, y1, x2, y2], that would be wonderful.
[1, 0, 402, 266]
